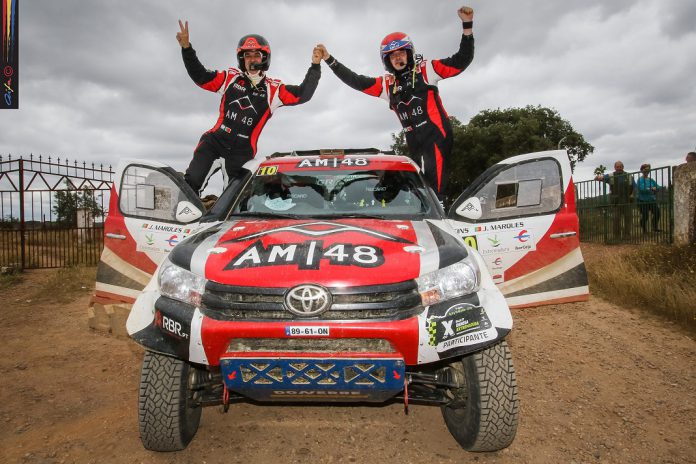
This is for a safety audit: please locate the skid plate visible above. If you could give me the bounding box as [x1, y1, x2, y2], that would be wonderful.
[220, 357, 405, 402]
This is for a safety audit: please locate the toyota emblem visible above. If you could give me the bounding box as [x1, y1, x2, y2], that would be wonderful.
[284, 284, 332, 317]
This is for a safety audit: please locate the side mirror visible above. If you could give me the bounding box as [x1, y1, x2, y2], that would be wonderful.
[175, 201, 203, 223]
[455, 197, 482, 220]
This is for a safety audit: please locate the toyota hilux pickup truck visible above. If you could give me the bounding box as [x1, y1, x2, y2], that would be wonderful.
[94, 148, 588, 452]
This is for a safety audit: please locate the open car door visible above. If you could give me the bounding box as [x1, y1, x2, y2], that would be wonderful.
[94, 160, 205, 304]
[447, 150, 589, 308]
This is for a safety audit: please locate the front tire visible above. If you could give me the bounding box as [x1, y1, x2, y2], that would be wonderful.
[138, 351, 202, 451]
[441, 340, 519, 452]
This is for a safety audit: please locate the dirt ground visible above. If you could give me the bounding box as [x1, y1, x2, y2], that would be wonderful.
[1, 263, 695, 464]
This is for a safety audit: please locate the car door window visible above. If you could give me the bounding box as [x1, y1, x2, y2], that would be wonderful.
[476, 159, 562, 221]
[119, 165, 188, 222]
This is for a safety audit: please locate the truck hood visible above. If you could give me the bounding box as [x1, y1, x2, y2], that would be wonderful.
[169, 218, 467, 288]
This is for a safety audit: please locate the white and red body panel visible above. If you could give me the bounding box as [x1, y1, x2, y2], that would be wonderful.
[448, 150, 589, 308]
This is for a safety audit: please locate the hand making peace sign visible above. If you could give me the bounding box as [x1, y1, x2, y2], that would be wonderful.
[176, 20, 190, 49]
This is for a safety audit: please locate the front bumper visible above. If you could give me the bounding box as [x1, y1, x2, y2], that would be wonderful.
[129, 287, 511, 369]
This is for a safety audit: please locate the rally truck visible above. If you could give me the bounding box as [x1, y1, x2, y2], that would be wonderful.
[94, 149, 588, 452]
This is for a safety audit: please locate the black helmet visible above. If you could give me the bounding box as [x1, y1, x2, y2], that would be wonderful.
[236, 34, 271, 72]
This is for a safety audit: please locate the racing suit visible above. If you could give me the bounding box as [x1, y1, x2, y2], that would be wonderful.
[182, 45, 321, 194]
[324, 32, 474, 200]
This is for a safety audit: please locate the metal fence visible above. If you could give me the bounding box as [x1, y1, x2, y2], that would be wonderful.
[0, 155, 113, 269]
[575, 166, 673, 245]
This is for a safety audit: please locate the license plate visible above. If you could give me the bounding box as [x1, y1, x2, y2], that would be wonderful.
[285, 326, 330, 336]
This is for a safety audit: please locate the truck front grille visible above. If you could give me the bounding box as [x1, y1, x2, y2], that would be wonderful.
[202, 280, 421, 321]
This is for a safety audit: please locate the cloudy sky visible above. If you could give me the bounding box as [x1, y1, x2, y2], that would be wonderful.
[1, 0, 695, 190]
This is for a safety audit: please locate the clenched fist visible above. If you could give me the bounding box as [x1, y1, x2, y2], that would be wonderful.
[176, 20, 190, 48]
[315, 44, 330, 61]
[312, 46, 323, 64]
[458, 6, 474, 22]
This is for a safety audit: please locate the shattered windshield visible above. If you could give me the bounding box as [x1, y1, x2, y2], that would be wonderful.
[231, 168, 435, 219]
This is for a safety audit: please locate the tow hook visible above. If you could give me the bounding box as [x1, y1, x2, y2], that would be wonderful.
[403, 375, 410, 415]
[221, 383, 230, 413]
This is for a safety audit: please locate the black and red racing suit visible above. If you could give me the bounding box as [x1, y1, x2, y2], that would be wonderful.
[325, 32, 474, 200]
[182, 45, 321, 194]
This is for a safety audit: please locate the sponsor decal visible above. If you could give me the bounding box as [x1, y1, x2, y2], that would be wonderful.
[1, 0, 18, 109]
[426, 303, 497, 352]
[462, 235, 478, 250]
[141, 223, 188, 233]
[257, 165, 278, 176]
[155, 310, 189, 340]
[458, 221, 526, 235]
[224, 240, 384, 270]
[514, 229, 530, 242]
[228, 95, 257, 113]
[137, 226, 191, 253]
[395, 95, 422, 108]
[459, 201, 479, 213]
[493, 257, 502, 266]
[271, 391, 365, 397]
[296, 157, 369, 169]
[476, 228, 535, 256]
[223, 221, 411, 244]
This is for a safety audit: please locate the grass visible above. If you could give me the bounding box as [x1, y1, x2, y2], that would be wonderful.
[586, 243, 696, 332]
[1, 229, 104, 268]
[37, 266, 97, 303]
[0, 271, 23, 290]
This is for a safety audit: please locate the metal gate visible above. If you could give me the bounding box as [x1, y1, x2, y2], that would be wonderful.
[0, 155, 113, 269]
[575, 166, 673, 245]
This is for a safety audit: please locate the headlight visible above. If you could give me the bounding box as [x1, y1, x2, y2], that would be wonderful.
[158, 258, 207, 307]
[416, 258, 480, 306]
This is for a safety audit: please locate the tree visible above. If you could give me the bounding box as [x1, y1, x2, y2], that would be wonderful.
[391, 105, 594, 202]
[52, 188, 103, 226]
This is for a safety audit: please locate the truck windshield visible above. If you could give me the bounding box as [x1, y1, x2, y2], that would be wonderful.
[231, 168, 435, 219]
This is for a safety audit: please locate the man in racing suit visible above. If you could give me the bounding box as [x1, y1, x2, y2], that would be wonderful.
[176, 20, 322, 194]
[317, 7, 475, 202]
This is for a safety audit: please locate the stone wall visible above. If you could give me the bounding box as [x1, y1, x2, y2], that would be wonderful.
[674, 163, 696, 245]
[88, 302, 132, 338]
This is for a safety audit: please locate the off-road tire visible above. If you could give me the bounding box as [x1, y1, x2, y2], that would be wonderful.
[138, 351, 202, 451]
[441, 340, 519, 452]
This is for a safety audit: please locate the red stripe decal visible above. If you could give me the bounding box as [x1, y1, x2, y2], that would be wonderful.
[94, 290, 136, 305]
[504, 181, 581, 281]
[250, 109, 271, 154]
[363, 77, 384, 97]
[432, 59, 462, 79]
[278, 85, 300, 105]
[426, 91, 446, 138]
[199, 71, 226, 92]
[434, 144, 443, 191]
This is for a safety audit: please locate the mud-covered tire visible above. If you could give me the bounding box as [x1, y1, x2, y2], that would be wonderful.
[138, 351, 202, 451]
[441, 340, 519, 452]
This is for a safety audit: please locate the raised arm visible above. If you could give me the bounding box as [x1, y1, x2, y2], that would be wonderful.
[177, 20, 226, 92]
[275, 46, 322, 107]
[430, 7, 475, 81]
[317, 44, 385, 98]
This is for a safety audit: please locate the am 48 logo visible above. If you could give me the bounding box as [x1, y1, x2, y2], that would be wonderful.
[225, 240, 384, 270]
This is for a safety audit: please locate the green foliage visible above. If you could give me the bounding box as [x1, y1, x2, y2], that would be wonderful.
[594, 165, 607, 176]
[52, 188, 103, 226]
[390, 130, 408, 157]
[391, 105, 594, 201]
